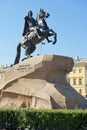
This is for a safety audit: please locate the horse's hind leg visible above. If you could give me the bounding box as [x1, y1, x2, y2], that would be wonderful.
[30, 44, 36, 54]
[25, 42, 31, 57]
[25, 43, 36, 57]
[48, 30, 57, 44]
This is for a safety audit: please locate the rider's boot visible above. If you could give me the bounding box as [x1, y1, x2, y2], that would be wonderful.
[36, 28, 41, 39]
[37, 33, 41, 39]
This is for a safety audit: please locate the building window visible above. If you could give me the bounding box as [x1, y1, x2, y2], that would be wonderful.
[79, 89, 82, 94]
[79, 68, 82, 73]
[73, 78, 76, 85]
[79, 78, 82, 85]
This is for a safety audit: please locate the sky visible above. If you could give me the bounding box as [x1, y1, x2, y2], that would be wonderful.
[0, 0, 87, 65]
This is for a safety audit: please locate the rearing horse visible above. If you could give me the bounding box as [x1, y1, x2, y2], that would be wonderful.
[14, 9, 57, 65]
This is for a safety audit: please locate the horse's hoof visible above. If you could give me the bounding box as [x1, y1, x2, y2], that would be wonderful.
[53, 42, 56, 45]
[21, 57, 27, 61]
[30, 55, 33, 57]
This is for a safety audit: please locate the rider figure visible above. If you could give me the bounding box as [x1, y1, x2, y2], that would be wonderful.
[22, 10, 41, 38]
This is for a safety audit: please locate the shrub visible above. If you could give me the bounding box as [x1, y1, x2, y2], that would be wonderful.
[0, 108, 87, 130]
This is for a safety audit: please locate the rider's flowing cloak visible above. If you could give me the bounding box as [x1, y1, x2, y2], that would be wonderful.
[22, 15, 37, 37]
[22, 16, 29, 36]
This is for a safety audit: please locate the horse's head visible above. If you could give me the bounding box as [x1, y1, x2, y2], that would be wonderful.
[38, 9, 50, 19]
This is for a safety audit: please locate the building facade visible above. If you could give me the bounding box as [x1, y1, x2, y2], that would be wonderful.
[67, 58, 87, 98]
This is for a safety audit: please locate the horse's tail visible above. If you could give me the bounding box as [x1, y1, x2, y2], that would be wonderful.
[14, 43, 21, 65]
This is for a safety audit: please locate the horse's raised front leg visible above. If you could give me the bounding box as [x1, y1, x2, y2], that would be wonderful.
[46, 37, 52, 43]
[49, 29, 57, 44]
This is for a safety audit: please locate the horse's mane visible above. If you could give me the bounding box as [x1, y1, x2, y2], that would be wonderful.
[36, 11, 49, 30]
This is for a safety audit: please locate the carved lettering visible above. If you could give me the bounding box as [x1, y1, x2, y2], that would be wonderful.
[16, 64, 32, 72]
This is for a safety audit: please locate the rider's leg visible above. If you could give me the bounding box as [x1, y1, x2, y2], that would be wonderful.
[30, 27, 41, 39]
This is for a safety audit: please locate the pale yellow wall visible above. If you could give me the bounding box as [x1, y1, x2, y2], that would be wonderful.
[85, 68, 87, 85]
[67, 62, 87, 97]
[74, 85, 86, 96]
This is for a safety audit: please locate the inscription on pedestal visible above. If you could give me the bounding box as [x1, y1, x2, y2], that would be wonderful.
[16, 64, 32, 72]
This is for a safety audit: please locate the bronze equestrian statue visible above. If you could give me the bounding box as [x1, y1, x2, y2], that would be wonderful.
[14, 9, 57, 65]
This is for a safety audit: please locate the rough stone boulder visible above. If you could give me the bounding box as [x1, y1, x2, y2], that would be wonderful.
[0, 55, 87, 109]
